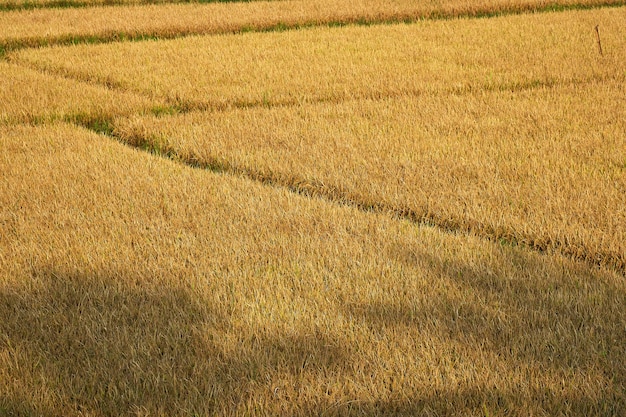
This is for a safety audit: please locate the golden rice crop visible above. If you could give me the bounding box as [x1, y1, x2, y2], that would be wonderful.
[1, 122, 625, 416]
[0, 0, 137, 8]
[2, 0, 624, 49]
[114, 80, 626, 271]
[0, 0, 619, 10]
[0, 62, 155, 125]
[0, 0, 265, 9]
[11, 7, 625, 110]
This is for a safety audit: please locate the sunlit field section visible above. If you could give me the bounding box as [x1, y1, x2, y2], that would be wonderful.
[0, 0, 264, 11]
[2, 0, 625, 50]
[1, 123, 625, 415]
[1, 0, 621, 10]
[0, 62, 155, 125]
[10, 7, 625, 110]
[115, 80, 626, 271]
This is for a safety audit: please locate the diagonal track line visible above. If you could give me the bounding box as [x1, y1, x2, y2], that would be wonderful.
[69, 116, 626, 276]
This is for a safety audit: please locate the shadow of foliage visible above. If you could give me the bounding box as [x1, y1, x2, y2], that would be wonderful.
[2, 245, 624, 416]
[0, 268, 346, 415]
[338, 242, 626, 416]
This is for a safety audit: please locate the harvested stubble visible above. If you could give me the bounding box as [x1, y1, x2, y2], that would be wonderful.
[1, 123, 625, 415]
[2, 0, 625, 49]
[9, 7, 626, 109]
[0, 62, 154, 125]
[115, 80, 626, 271]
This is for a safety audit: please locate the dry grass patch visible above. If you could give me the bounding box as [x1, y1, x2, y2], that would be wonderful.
[1, 123, 625, 415]
[115, 80, 626, 271]
[0, 62, 155, 125]
[9, 7, 626, 109]
[2, 0, 624, 50]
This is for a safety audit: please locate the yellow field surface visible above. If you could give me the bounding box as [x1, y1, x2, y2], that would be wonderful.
[1, 123, 625, 416]
[0, 62, 155, 125]
[2, 0, 624, 50]
[11, 7, 625, 110]
[0, 0, 620, 10]
[0, 0, 265, 9]
[114, 80, 626, 271]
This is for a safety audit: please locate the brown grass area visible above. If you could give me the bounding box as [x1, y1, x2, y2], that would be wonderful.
[115, 80, 626, 271]
[10, 7, 625, 110]
[1, 123, 625, 416]
[0, 62, 155, 125]
[2, 0, 625, 51]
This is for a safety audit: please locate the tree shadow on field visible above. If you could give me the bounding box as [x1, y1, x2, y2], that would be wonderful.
[0, 267, 347, 416]
[340, 242, 626, 417]
[2, 251, 625, 416]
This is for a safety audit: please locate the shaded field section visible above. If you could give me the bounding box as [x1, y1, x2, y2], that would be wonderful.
[0, 62, 156, 125]
[9, 7, 625, 110]
[115, 80, 626, 272]
[2, 0, 625, 54]
[2, 123, 626, 415]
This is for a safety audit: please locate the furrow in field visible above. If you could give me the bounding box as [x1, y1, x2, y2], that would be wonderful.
[113, 80, 626, 273]
[0, 62, 156, 125]
[10, 7, 625, 111]
[2, 122, 625, 415]
[2, 0, 625, 54]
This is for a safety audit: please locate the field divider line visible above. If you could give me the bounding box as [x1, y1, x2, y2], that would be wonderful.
[71, 116, 626, 276]
[7, 54, 621, 123]
[189, 74, 623, 113]
[4, 54, 167, 105]
[2, 0, 625, 54]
